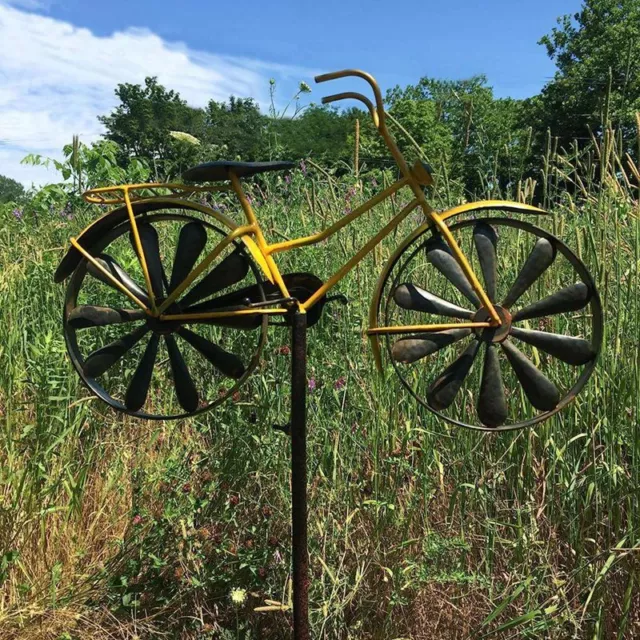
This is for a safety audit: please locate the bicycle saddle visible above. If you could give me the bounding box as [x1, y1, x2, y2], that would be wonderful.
[183, 160, 295, 182]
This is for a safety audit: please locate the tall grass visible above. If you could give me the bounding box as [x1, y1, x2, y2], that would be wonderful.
[0, 123, 639, 639]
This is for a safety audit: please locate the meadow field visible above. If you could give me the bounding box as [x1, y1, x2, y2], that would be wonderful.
[0, 121, 639, 640]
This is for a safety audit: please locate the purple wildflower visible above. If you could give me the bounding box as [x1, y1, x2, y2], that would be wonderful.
[12, 208, 23, 220]
[308, 377, 316, 392]
[334, 376, 346, 391]
[299, 160, 307, 175]
[285, 174, 291, 185]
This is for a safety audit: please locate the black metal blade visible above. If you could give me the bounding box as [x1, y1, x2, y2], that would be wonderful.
[133, 224, 165, 300]
[180, 248, 249, 307]
[124, 334, 160, 411]
[68, 305, 145, 329]
[512, 282, 591, 322]
[88, 254, 150, 305]
[391, 328, 472, 364]
[165, 334, 199, 413]
[510, 326, 595, 365]
[426, 237, 481, 307]
[502, 238, 556, 309]
[169, 222, 207, 294]
[473, 222, 498, 302]
[501, 339, 560, 411]
[394, 283, 474, 319]
[178, 327, 245, 379]
[181, 283, 264, 329]
[427, 339, 480, 410]
[83, 325, 149, 378]
[477, 344, 508, 427]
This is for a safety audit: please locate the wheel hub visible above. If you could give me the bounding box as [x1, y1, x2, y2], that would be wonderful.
[472, 305, 512, 343]
[146, 315, 182, 335]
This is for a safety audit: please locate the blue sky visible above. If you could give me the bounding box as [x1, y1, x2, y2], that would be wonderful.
[0, 0, 581, 185]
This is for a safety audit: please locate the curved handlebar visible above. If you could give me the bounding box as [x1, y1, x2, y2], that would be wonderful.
[314, 69, 385, 129]
[321, 92, 379, 127]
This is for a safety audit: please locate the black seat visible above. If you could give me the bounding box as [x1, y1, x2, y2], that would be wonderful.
[183, 160, 295, 183]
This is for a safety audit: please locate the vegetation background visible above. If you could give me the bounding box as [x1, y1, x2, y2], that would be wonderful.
[1, 0, 639, 637]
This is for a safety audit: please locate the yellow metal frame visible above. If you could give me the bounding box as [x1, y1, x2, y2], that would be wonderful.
[71, 69, 548, 352]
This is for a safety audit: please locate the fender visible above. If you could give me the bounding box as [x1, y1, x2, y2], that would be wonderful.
[367, 200, 549, 372]
[54, 198, 274, 284]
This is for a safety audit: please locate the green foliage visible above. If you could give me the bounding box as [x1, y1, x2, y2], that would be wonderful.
[204, 96, 265, 160]
[537, 0, 640, 147]
[20, 139, 149, 220]
[99, 76, 205, 179]
[1, 132, 639, 636]
[0, 175, 25, 205]
[272, 105, 358, 163]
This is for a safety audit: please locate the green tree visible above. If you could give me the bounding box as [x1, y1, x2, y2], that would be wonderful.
[537, 0, 640, 148]
[0, 175, 25, 204]
[99, 77, 205, 179]
[272, 105, 358, 164]
[204, 97, 266, 160]
[370, 77, 530, 197]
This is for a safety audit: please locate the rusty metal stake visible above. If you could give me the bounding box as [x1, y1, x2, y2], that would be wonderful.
[290, 310, 310, 639]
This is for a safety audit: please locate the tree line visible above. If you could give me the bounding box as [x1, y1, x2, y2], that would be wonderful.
[2, 0, 639, 206]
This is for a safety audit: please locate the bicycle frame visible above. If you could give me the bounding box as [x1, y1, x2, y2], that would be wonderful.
[74, 69, 508, 338]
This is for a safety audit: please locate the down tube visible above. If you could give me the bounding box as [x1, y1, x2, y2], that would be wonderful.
[302, 199, 419, 310]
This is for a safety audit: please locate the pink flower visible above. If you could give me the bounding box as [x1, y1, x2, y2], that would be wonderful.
[308, 377, 316, 392]
[334, 377, 346, 390]
[132, 514, 143, 526]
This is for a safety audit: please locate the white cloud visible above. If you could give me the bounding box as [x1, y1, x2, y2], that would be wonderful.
[0, 4, 316, 186]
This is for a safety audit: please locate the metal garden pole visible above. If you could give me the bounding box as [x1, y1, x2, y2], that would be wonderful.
[290, 309, 310, 639]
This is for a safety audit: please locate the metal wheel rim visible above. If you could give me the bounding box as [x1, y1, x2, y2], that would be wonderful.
[380, 217, 603, 432]
[64, 211, 268, 420]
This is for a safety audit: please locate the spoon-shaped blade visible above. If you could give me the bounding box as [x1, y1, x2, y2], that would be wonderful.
[502, 238, 555, 309]
[477, 344, 508, 427]
[178, 327, 245, 379]
[87, 254, 150, 305]
[512, 283, 591, 322]
[133, 223, 165, 300]
[427, 340, 480, 410]
[83, 325, 149, 378]
[473, 222, 498, 302]
[392, 328, 472, 364]
[68, 305, 145, 329]
[180, 249, 249, 307]
[169, 222, 207, 294]
[426, 237, 481, 307]
[124, 334, 160, 411]
[165, 334, 199, 413]
[394, 283, 474, 319]
[501, 339, 560, 411]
